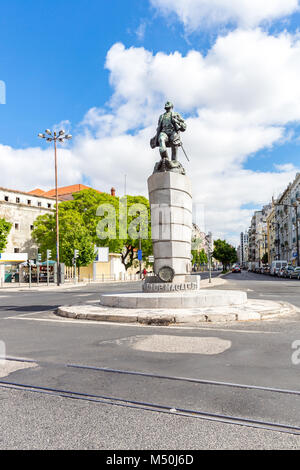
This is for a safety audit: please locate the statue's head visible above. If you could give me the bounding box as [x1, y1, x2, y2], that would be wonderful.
[164, 101, 173, 111]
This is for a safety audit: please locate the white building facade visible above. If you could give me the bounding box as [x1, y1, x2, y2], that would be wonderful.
[0, 187, 55, 259]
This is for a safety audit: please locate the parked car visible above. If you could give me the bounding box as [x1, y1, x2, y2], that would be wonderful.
[290, 267, 300, 279]
[282, 266, 295, 278]
[278, 267, 286, 277]
[270, 260, 288, 276]
[273, 267, 281, 277]
[232, 266, 241, 273]
[263, 266, 270, 274]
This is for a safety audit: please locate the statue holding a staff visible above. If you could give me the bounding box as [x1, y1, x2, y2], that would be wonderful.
[150, 101, 188, 174]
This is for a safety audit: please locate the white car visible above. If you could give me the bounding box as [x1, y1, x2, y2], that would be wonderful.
[270, 260, 288, 276]
[290, 267, 300, 279]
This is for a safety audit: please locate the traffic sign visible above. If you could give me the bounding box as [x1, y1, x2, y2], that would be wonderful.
[138, 250, 143, 261]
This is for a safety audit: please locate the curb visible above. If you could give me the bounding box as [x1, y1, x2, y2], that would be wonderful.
[56, 300, 298, 325]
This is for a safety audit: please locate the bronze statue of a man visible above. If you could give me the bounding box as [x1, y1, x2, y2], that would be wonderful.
[150, 102, 187, 174]
[151, 101, 187, 160]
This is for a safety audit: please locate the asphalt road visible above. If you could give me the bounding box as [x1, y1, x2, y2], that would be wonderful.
[1, 272, 300, 450]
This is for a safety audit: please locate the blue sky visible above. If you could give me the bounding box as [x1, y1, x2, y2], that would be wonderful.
[1, 0, 300, 243]
[0, 0, 298, 163]
[0, 0, 193, 147]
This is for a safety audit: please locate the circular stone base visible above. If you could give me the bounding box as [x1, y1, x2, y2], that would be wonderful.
[100, 289, 247, 309]
[57, 299, 297, 324]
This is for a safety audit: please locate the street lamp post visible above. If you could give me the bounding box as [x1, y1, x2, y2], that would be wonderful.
[205, 232, 213, 283]
[38, 130, 72, 286]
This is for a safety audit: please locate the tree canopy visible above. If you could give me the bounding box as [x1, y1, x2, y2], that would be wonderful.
[32, 189, 153, 270]
[0, 218, 12, 252]
[212, 239, 237, 269]
[32, 209, 95, 268]
[192, 248, 208, 266]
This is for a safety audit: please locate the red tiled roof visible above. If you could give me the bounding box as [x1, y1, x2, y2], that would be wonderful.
[28, 188, 46, 196]
[42, 184, 101, 197]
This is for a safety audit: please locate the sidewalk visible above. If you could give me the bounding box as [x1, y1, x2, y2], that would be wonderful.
[0, 282, 89, 292]
[0, 272, 227, 293]
[0, 278, 142, 292]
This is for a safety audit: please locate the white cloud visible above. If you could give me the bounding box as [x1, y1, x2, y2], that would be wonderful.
[0, 143, 82, 193]
[136, 21, 147, 41]
[150, 0, 299, 30]
[105, 30, 300, 126]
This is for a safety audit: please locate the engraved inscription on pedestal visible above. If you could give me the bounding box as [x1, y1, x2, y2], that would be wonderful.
[143, 275, 200, 292]
[143, 280, 200, 293]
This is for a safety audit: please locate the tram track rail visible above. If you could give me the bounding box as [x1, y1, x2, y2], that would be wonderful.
[3, 355, 300, 398]
[1, 356, 300, 435]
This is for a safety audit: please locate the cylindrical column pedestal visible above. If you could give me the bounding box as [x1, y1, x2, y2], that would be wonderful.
[148, 171, 192, 283]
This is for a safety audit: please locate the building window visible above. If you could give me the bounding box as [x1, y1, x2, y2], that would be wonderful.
[15, 223, 19, 230]
[30, 225, 34, 231]
[38, 202, 42, 207]
[14, 248, 20, 253]
[16, 197, 20, 203]
[27, 200, 31, 205]
[47, 203, 51, 208]
[4, 196, 9, 202]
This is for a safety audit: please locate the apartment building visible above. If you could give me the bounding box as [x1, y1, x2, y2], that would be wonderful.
[248, 173, 300, 266]
[248, 204, 271, 265]
[239, 231, 249, 265]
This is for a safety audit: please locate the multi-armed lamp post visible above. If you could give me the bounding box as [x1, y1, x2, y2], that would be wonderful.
[38, 129, 72, 286]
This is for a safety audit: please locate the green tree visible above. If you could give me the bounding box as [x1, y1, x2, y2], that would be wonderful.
[191, 248, 208, 267]
[68, 190, 153, 270]
[0, 218, 12, 252]
[212, 239, 237, 270]
[119, 195, 153, 270]
[31, 213, 55, 260]
[33, 189, 153, 271]
[32, 210, 95, 268]
[199, 248, 208, 265]
[261, 252, 268, 265]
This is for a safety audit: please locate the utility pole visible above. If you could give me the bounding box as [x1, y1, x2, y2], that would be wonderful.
[37, 251, 42, 286]
[28, 261, 32, 289]
[205, 232, 213, 284]
[74, 249, 79, 283]
[47, 249, 52, 286]
[139, 235, 142, 280]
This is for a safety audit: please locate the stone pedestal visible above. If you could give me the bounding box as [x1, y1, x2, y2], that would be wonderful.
[148, 171, 193, 283]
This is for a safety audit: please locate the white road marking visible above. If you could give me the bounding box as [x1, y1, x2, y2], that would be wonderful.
[3, 311, 54, 319]
[74, 294, 96, 297]
[2, 315, 280, 332]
